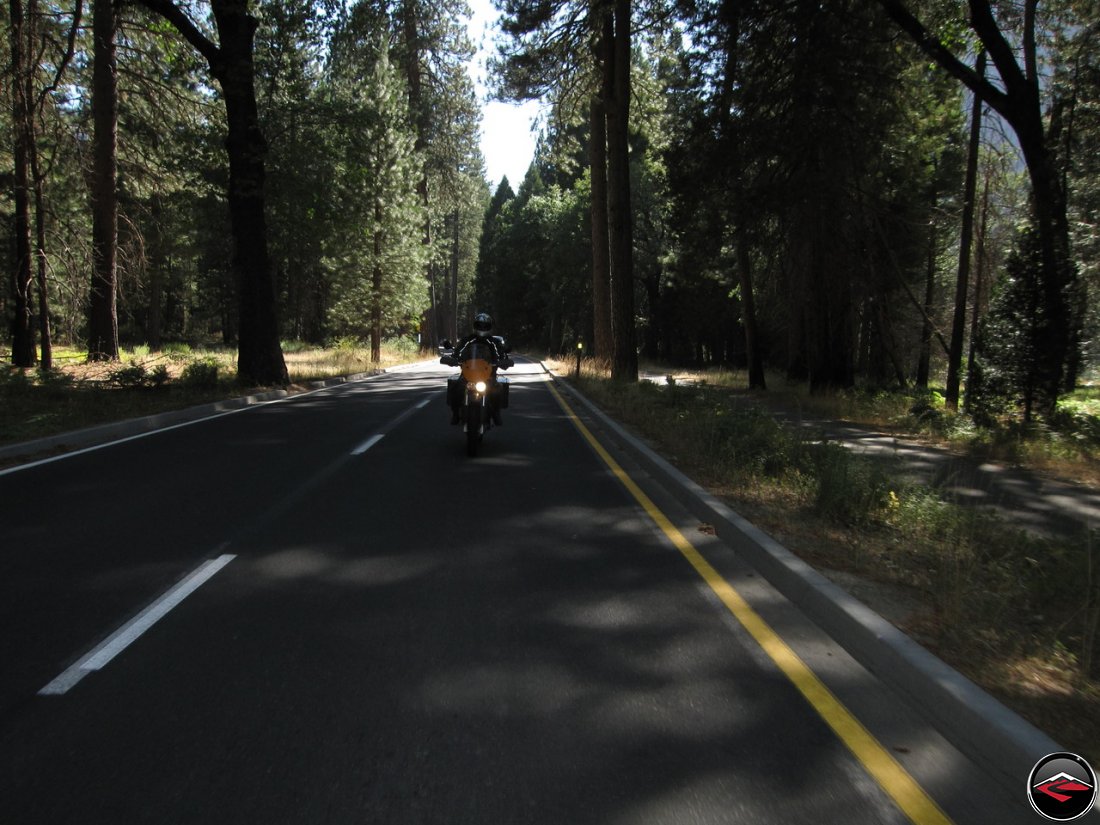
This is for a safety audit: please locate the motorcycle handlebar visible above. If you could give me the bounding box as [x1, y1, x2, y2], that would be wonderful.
[440, 355, 513, 369]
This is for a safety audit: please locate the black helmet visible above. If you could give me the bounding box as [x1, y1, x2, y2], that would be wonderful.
[473, 312, 493, 337]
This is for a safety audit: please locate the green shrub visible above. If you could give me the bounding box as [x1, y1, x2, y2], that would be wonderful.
[108, 361, 149, 388]
[383, 336, 421, 358]
[181, 358, 219, 388]
[811, 442, 889, 525]
[0, 366, 32, 394]
[712, 407, 804, 478]
[163, 342, 193, 361]
[126, 344, 151, 359]
[38, 368, 75, 389]
[333, 336, 362, 352]
[149, 364, 171, 388]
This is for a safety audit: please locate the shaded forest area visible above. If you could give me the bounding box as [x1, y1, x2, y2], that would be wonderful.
[483, 0, 1100, 421]
[4, 0, 1100, 420]
[4, 0, 485, 384]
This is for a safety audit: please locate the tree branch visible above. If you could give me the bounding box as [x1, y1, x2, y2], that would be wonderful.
[137, 0, 222, 72]
[876, 0, 1012, 120]
[966, 0, 1028, 100]
[35, 0, 83, 112]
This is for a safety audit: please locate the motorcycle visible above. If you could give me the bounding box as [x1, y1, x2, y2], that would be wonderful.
[440, 338, 513, 456]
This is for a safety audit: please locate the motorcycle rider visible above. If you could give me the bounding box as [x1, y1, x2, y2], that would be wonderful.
[445, 312, 512, 425]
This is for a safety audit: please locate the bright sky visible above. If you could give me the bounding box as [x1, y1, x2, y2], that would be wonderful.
[466, 0, 542, 192]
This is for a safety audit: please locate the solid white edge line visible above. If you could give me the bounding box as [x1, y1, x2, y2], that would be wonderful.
[38, 554, 236, 696]
[352, 434, 385, 455]
[0, 373, 378, 479]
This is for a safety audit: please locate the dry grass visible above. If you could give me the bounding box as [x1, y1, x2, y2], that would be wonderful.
[0, 342, 425, 448]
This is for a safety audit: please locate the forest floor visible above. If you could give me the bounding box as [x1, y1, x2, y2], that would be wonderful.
[3, 347, 1098, 763]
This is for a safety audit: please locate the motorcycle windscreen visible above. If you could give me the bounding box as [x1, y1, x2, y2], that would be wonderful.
[460, 358, 493, 384]
[459, 341, 495, 384]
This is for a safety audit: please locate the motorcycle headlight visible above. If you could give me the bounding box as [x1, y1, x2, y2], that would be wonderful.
[474, 381, 488, 393]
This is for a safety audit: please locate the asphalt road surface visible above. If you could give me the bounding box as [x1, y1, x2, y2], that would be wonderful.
[0, 360, 1051, 823]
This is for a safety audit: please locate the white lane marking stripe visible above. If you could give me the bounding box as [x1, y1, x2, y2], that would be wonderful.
[0, 370, 393, 478]
[352, 434, 384, 455]
[350, 396, 431, 456]
[39, 554, 236, 696]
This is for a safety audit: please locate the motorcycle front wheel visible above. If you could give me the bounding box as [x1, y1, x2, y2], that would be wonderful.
[466, 397, 482, 456]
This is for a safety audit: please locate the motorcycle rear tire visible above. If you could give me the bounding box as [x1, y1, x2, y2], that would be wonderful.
[466, 399, 482, 456]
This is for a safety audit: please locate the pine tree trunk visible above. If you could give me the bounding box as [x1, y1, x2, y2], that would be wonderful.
[606, 0, 636, 382]
[33, 158, 52, 370]
[372, 200, 383, 363]
[147, 198, 164, 350]
[8, 0, 36, 367]
[589, 90, 612, 361]
[737, 230, 766, 390]
[916, 183, 937, 389]
[89, 0, 119, 362]
[210, 0, 287, 385]
[964, 171, 991, 413]
[945, 51, 984, 411]
[451, 211, 460, 339]
[589, 9, 613, 362]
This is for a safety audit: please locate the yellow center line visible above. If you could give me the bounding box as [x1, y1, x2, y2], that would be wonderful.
[547, 380, 954, 825]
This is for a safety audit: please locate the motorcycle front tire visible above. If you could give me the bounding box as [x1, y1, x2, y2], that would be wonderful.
[466, 398, 482, 457]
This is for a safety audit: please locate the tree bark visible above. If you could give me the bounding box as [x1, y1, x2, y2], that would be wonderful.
[964, 170, 991, 413]
[210, 1, 287, 384]
[916, 180, 937, 389]
[718, 0, 764, 390]
[89, 0, 120, 362]
[737, 229, 766, 389]
[8, 0, 36, 367]
[606, 0, 636, 382]
[372, 199, 382, 363]
[32, 148, 52, 370]
[140, 0, 288, 385]
[945, 50, 985, 411]
[589, 8, 613, 361]
[589, 91, 613, 361]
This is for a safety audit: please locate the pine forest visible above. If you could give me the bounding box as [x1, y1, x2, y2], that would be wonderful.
[3, 0, 1099, 420]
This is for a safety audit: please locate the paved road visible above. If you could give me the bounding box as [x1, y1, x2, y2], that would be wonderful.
[0, 361, 1050, 823]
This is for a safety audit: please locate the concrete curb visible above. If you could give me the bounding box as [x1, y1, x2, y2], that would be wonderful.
[545, 366, 1063, 785]
[0, 367, 394, 465]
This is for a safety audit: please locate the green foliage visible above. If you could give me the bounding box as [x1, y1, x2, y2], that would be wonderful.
[107, 362, 152, 389]
[579, 377, 892, 526]
[324, 46, 430, 340]
[332, 336, 364, 352]
[149, 365, 171, 388]
[476, 172, 590, 351]
[163, 343, 194, 361]
[969, 223, 1049, 420]
[180, 358, 220, 389]
[811, 444, 891, 525]
[383, 336, 422, 358]
[36, 369, 76, 391]
[106, 360, 172, 389]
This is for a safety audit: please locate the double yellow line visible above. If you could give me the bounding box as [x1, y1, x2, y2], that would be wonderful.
[547, 380, 953, 825]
